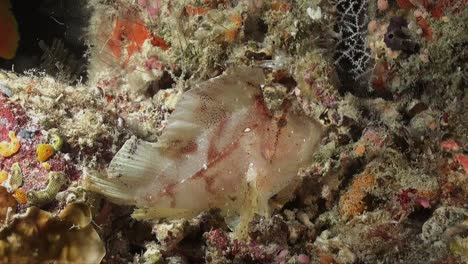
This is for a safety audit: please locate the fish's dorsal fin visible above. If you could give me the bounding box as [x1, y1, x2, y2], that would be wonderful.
[157, 66, 266, 149]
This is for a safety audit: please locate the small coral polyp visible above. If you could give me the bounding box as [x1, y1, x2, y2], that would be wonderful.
[12, 188, 27, 205]
[0, 171, 7, 184]
[5, 162, 23, 192]
[36, 143, 55, 162]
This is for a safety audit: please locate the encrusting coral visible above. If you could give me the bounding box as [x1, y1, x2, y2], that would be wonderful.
[0, 187, 16, 225]
[0, 203, 105, 263]
[27, 172, 67, 206]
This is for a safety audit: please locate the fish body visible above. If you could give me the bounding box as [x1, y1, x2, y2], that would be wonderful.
[0, 0, 19, 59]
[86, 67, 322, 234]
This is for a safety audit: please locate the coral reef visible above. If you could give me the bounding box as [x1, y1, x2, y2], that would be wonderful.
[0, 203, 105, 263]
[0, 0, 466, 263]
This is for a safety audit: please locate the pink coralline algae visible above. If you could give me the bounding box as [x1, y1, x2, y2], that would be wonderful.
[204, 228, 281, 263]
[0, 94, 79, 207]
[394, 188, 432, 220]
[455, 154, 468, 172]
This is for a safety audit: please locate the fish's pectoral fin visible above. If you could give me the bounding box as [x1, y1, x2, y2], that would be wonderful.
[83, 170, 139, 205]
[93, 136, 173, 206]
[108, 136, 167, 182]
[232, 175, 271, 239]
